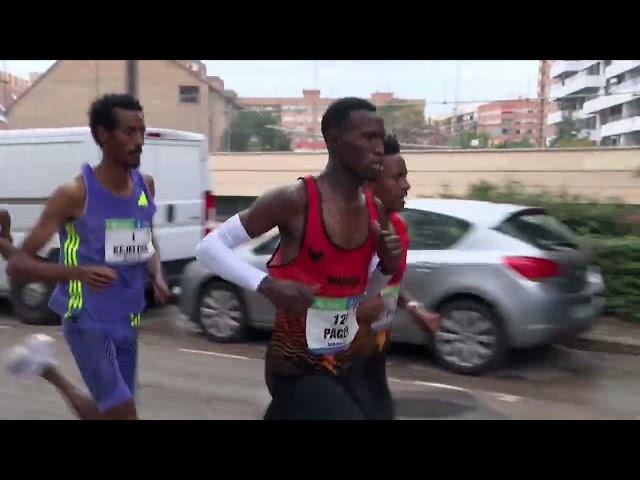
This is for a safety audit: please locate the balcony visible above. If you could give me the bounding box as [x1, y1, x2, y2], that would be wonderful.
[605, 60, 640, 79]
[551, 73, 602, 100]
[551, 60, 600, 79]
[608, 77, 640, 95]
[547, 109, 590, 125]
[601, 115, 640, 137]
[583, 93, 635, 114]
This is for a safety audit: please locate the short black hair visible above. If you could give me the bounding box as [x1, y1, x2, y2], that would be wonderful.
[321, 97, 376, 140]
[383, 134, 400, 155]
[89, 93, 143, 146]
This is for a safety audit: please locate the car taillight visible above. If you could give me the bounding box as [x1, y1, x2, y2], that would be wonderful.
[204, 191, 216, 236]
[503, 256, 560, 281]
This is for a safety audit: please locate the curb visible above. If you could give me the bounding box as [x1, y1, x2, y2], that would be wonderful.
[562, 334, 640, 356]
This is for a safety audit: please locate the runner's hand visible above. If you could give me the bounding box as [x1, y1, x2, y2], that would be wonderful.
[77, 266, 118, 291]
[356, 295, 385, 326]
[372, 221, 402, 274]
[258, 277, 317, 316]
[151, 273, 174, 305]
[408, 301, 440, 334]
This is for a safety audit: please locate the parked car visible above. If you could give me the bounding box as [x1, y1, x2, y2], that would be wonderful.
[179, 199, 606, 375]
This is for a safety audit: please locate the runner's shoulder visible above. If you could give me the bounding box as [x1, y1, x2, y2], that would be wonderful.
[141, 173, 155, 197]
[49, 176, 86, 217]
[257, 181, 307, 216]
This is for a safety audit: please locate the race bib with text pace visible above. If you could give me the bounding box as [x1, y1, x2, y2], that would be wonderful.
[305, 296, 360, 356]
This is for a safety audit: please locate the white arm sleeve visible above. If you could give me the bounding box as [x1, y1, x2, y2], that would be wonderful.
[195, 214, 268, 292]
[362, 254, 392, 299]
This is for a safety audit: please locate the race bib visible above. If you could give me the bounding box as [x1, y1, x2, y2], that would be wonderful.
[371, 286, 401, 332]
[306, 296, 360, 356]
[104, 218, 155, 265]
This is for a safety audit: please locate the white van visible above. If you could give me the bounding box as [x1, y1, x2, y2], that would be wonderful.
[0, 127, 215, 325]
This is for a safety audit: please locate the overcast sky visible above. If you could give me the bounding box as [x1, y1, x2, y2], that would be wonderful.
[2, 60, 539, 116]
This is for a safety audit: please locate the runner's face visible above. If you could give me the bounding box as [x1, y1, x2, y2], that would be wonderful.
[373, 155, 410, 212]
[102, 108, 145, 168]
[334, 110, 385, 181]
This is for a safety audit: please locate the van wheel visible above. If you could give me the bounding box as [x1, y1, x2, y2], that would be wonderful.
[196, 280, 248, 343]
[434, 299, 507, 375]
[10, 280, 58, 326]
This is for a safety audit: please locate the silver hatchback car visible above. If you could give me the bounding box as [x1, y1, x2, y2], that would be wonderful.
[179, 199, 606, 375]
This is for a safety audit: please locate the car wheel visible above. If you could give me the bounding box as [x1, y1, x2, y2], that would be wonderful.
[10, 280, 58, 326]
[434, 299, 507, 375]
[196, 280, 249, 343]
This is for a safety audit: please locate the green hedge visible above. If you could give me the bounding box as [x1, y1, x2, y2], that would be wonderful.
[460, 181, 640, 323]
[586, 236, 640, 323]
[463, 180, 640, 236]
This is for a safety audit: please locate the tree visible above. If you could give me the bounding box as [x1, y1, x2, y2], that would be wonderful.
[224, 110, 292, 152]
[377, 103, 427, 144]
[549, 114, 595, 148]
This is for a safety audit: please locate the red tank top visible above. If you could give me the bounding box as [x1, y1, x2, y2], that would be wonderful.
[265, 176, 379, 376]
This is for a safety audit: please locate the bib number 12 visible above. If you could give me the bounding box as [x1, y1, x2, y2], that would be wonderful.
[333, 313, 348, 325]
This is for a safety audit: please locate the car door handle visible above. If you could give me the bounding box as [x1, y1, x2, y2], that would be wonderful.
[167, 204, 175, 223]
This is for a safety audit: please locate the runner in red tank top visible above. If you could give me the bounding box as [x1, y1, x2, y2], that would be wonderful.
[196, 98, 404, 420]
[266, 176, 379, 377]
[340, 134, 440, 420]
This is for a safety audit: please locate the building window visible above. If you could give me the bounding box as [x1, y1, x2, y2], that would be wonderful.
[502, 128, 509, 135]
[179, 85, 200, 103]
[586, 63, 600, 76]
[611, 104, 623, 116]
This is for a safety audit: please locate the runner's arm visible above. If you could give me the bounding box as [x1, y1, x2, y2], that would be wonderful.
[0, 210, 15, 260]
[143, 175, 173, 304]
[196, 185, 300, 292]
[6, 184, 86, 283]
[398, 289, 440, 333]
[0, 238, 15, 260]
[143, 175, 162, 279]
[0, 209, 12, 242]
[362, 198, 397, 298]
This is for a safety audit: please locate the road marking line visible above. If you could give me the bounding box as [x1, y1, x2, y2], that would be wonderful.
[178, 348, 257, 361]
[0, 325, 12, 329]
[389, 377, 470, 392]
[388, 377, 522, 403]
[494, 394, 521, 403]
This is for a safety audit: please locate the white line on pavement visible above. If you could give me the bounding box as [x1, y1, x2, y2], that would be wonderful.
[388, 377, 522, 403]
[389, 377, 470, 392]
[0, 325, 12, 329]
[178, 351, 523, 403]
[178, 348, 257, 361]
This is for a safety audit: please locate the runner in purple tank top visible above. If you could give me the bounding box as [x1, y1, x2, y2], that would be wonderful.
[2, 94, 172, 420]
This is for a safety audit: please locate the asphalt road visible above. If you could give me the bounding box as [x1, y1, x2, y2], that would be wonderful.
[2, 300, 640, 420]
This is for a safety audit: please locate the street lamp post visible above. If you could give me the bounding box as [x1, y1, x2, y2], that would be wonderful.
[126, 60, 138, 98]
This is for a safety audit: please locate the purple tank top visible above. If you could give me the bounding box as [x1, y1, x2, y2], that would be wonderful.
[49, 163, 157, 329]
